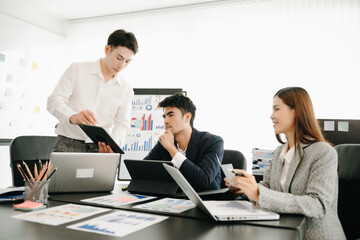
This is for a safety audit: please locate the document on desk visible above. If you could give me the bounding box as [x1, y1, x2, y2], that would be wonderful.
[133, 198, 195, 213]
[67, 210, 168, 237]
[12, 204, 110, 226]
[81, 192, 156, 207]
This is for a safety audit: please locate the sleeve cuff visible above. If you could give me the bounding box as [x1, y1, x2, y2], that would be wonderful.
[171, 152, 186, 168]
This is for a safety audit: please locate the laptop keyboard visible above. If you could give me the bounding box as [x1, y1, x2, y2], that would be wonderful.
[200, 190, 247, 201]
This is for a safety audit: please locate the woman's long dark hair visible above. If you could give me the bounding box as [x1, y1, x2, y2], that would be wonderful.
[274, 87, 327, 155]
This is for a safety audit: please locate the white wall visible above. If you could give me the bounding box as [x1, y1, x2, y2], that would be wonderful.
[1, 0, 360, 187]
[65, 0, 360, 158]
[0, 13, 65, 188]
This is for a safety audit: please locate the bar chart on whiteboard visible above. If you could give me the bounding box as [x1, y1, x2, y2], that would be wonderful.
[124, 95, 165, 153]
[119, 89, 182, 180]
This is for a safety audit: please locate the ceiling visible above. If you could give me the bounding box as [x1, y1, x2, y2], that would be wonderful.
[0, 0, 223, 35]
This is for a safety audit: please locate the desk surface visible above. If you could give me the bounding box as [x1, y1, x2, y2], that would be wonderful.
[50, 191, 305, 231]
[1, 200, 303, 240]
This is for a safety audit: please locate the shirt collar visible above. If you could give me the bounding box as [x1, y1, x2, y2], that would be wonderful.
[89, 59, 122, 85]
[177, 142, 188, 155]
[279, 142, 295, 165]
[88, 59, 101, 76]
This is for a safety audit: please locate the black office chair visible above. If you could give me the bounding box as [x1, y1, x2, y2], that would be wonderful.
[220, 149, 247, 188]
[9, 135, 57, 187]
[335, 144, 360, 240]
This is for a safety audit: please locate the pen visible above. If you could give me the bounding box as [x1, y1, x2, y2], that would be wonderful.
[122, 186, 128, 191]
[231, 170, 245, 177]
[46, 167, 58, 180]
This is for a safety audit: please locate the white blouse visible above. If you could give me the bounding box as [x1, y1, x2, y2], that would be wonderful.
[279, 143, 295, 191]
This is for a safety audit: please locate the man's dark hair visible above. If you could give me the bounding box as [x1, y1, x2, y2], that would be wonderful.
[159, 92, 196, 128]
[107, 29, 138, 54]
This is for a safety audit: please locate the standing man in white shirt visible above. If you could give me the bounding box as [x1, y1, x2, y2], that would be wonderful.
[47, 29, 138, 153]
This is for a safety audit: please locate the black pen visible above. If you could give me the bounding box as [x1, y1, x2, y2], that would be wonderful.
[231, 170, 245, 177]
[46, 167, 58, 180]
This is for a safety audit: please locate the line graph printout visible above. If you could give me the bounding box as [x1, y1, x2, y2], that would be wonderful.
[81, 192, 156, 207]
[12, 204, 110, 226]
[133, 198, 195, 213]
[67, 210, 168, 237]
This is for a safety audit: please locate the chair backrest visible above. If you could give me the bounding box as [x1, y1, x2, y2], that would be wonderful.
[221, 149, 247, 188]
[9, 135, 57, 186]
[335, 144, 360, 240]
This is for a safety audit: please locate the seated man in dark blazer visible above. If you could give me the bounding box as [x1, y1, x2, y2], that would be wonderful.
[144, 93, 224, 191]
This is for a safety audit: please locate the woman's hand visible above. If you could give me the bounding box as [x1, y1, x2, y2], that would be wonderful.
[225, 169, 259, 202]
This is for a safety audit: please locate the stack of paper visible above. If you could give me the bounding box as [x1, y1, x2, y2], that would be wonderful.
[252, 148, 274, 176]
[0, 187, 24, 202]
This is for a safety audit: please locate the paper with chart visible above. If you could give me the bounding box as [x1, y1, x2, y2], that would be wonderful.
[203, 200, 275, 216]
[221, 163, 235, 186]
[81, 192, 156, 207]
[67, 210, 168, 237]
[12, 204, 110, 226]
[133, 197, 195, 213]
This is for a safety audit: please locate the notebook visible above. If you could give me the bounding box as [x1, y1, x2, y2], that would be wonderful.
[49, 152, 120, 193]
[163, 163, 280, 221]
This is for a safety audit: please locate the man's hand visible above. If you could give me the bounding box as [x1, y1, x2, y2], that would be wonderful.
[98, 142, 115, 153]
[158, 130, 178, 158]
[69, 110, 98, 125]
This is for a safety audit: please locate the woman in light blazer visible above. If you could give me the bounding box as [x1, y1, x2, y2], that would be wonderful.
[225, 87, 345, 240]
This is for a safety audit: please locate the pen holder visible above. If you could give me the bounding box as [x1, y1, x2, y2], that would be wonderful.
[24, 180, 50, 204]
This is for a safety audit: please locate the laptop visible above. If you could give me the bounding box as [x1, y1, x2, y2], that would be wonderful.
[163, 163, 280, 221]
[49, 152, 120, 193]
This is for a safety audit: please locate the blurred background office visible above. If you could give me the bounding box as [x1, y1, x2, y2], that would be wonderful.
[1, 0, 360, 188]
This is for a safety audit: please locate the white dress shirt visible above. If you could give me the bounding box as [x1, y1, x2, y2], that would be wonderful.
[171, 143, 187, 168]
[279, 142, 295, 191]
[47, 59, 134, 147]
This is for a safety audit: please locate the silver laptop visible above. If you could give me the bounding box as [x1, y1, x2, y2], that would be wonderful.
[49, 152, 120, 193]
[163, 163, 280, 221]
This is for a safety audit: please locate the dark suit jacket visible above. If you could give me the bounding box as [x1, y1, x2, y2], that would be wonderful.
[144, 128, 224, 191]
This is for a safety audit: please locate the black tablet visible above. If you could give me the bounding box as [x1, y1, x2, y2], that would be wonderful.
[124, 159, 174, 181]
[124, 159, 179, 196]
[78, 124, 124, 154]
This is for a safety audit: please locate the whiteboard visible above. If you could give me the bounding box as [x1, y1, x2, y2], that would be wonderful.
[118, 88, 182, 180]
[0, 49, 63, 142]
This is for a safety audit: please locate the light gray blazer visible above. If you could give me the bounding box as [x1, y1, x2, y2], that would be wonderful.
[258, 141, 346, 240]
